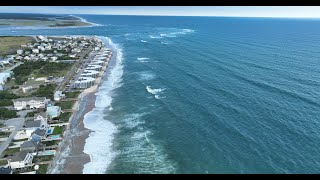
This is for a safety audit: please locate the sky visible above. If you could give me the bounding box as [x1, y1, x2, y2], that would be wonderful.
[0, 6, 320, 18]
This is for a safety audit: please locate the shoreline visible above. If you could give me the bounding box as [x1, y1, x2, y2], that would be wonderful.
[0, 15, 99, 30]
[48, 39, 112, 174]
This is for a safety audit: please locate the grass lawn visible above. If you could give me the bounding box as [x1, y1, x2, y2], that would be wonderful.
[0, 159, 8, 166]
[64, 91, 80, 98]
[60, 101, 75, 110]
[36, 164, 48, 174]
[0, 36, 34, 56]
[25, 111, 35, 118]
[33, 155, 54, 163]
[3, 147, 20, 156]
[52, 126, 64, 135]
[59, 112, 72, 122]
[0, 131, 11, 138]
[44, 140, 59, 147]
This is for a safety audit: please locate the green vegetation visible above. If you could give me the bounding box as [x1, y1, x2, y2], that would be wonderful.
[11, 86, 19, 89]
[0, 36, 34, 56]
[12, 61, 73, 84]
[12, 138, 28, 142]
[64, 91, 80, 98]
[0, 159, 8, 166]
[3, 147, 20, 156]
[0, 108, 17, 119]
[36, 164, 48, 174]
[52, 126, 64, 135]
[57, 55, 77, 60]
[0, 131, 11, 137]
[0, 90, 19, 107]
[56, 101, 76, 110]
[31, 84, 57, 100]
[0, 123, 5, 128]
[0, 99, 13, 107]
[59, 112, 72, 122]
[33, 155, 54, 163]
[44, 140, 59, 147]
[25, 111, 35, 118]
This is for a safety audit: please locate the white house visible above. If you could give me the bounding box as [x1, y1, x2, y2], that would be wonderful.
[54, 91, 65, 101]
[51, 57, 58, 61]
[8, 151, 34, 170]
[16, 49, 23, 55]
[12, 97, 47, 110]
[32, 49, 39, 54]
[22, 86, 33, 93]
[24, 56, 31, 61]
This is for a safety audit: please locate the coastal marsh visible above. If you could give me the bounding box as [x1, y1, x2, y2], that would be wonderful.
[0, 36, 34, 56]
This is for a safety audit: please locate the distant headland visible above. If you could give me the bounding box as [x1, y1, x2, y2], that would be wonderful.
[0, 13, 94, 28]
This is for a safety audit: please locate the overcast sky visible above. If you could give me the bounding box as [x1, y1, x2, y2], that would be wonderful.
[0, 6, 320, 18]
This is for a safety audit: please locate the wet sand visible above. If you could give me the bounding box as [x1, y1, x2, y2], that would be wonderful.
[49, 92, 96, 174]
[61, 92, 96, 174]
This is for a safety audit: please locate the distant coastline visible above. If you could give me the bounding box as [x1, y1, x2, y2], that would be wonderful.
[0, 13, 96, 28]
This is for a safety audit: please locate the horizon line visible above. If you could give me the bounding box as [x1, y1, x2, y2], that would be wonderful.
[1, 12, 320, 19]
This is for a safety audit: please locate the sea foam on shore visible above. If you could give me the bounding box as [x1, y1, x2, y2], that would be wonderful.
[82, 37, 123, 174]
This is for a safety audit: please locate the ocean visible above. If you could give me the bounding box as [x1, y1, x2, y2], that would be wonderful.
[2, 15, 320, 174]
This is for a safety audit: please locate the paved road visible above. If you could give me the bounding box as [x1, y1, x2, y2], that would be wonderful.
[0, 110, 32, 157]
[56, 45, 93, 92]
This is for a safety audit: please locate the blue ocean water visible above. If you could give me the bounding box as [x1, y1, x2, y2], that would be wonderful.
[2, 15, 320, 174]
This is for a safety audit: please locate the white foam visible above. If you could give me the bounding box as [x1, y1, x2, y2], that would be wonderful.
[160, 33, 177, 38]
[137, 57, 150, 61]
[161, 42, 169, 45]
[146, 86, 165, 95]
[138, 71, 156, 81]
[82, 36, 123, 174]
[141, 40, 147, 43]
[149, 35, 164, 39]
[122, 113, 147, 129]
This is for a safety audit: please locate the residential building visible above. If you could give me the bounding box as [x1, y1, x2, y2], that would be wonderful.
[20, 139, 40, 152]
[46, 105, 61, 119]
[31, 128, 47, 141]
[22, 86, 33, 93]
[32, 49, 39, 54]
[54, 91, 65, 101]
[12, 97, 47, 110]
[16, 49, 23, 55]
[8, 151, 33, 170]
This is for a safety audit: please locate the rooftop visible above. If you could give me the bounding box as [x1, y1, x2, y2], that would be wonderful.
[11, 150, 30, 162]
[24, 120, 41, 128]
[12, 97, 46, 103]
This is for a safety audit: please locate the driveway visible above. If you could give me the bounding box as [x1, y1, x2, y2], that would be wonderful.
[0, 109, 32, 157]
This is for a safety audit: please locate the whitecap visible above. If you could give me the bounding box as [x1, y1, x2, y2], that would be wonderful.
[137, 57, 150, 61]
[146, 86, 165, 95]
[149, 35, 164, 39]
[138, 71, 156, 81]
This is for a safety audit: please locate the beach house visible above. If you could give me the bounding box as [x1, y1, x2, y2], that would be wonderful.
[46, 105, 61, 119]
[20, 139, 40, 152]
[54, 91, 65, 101]
[8, 151, 34, 170]
[24, 113, 49, 138]
[12, 97, 47, 110]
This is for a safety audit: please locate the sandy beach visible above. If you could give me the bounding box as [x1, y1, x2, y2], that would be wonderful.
[48, 42, 111, 174]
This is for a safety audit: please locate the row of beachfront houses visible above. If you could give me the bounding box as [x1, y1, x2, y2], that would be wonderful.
[2, 35, 96, 64]
[73, 48, 112, 89]
[2, 96, 65, 172]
